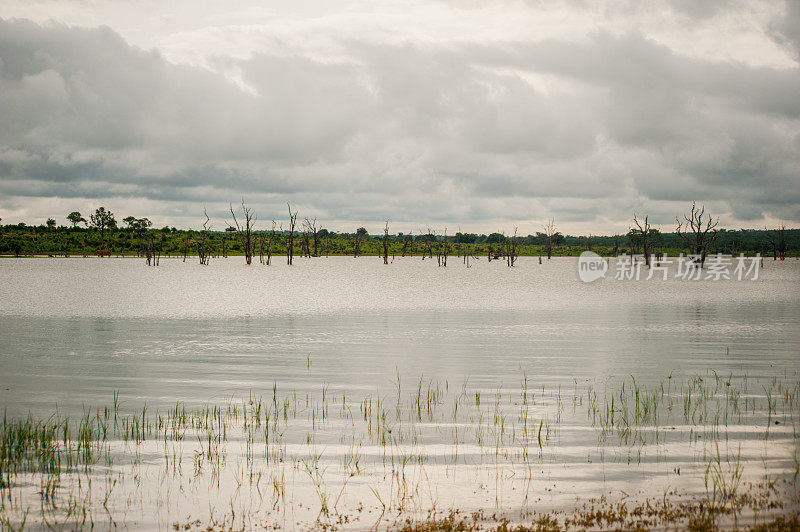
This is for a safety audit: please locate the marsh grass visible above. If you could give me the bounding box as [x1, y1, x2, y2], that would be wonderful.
[1, 371, 798, 529]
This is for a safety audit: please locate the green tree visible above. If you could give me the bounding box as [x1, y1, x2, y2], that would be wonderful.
[486, 232, 504, 244]
[90, 207, 117, 252]
[46, 218, 56, 229]
[67, 211, 86, 227]
[123, 216, 152, 232]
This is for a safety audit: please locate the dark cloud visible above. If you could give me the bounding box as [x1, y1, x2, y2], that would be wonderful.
[0, 14, 798, 232]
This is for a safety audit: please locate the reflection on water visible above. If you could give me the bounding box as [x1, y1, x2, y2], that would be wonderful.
[0, 257, 798, 528]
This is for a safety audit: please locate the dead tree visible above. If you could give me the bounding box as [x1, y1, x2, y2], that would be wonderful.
[464, 248, 478, 268]
[287, 204, 298, 265]
[419, 228, 434, 260]
[612, 234, 620, 256]
[765, 225, 787, 261]
[144, 231, 160, 266]
[383, 221, 390, 264]
[353, 227, 367, 257]
[505, 228, 519, 267]
[543, 218, 556, 260]
[632, 214, 652, 268]
[302, 218, 319, 257]
[196, 209, 211, 265]
[144, 232, 153, 265]
[437, 228, 449, 267]
[266, 221, 276, 265]
[228, 201, 256, 265]
[778, 225, 787, 260]
[302, 217, 318, 258]
[400, 230, 412, 257]
[676, 202, 718, 267]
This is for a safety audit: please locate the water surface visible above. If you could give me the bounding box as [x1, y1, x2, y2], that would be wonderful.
[0, 256, 798, 528]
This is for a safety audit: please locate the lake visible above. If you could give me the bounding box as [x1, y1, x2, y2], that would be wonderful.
[1, 256, 798, 529]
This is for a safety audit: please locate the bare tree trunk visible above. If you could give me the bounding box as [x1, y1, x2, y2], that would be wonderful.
[778, 225, 787, 260]
[543, 218, 555, 260]
[505, 228, 518, 267]
[441, 228, 448, 267]
[266, 221, 275, 265]
[401, 230, 413, 257]
[303, 218, 319, 257]
[144, 232, 159, 266]
[676, 202, 719, 267]
[287, 204, 297, 265]
[228, 201, 256, 265]
[633, 214, 651, 268]
[197, 209, 211, 265]
[383, 221, 389, 265]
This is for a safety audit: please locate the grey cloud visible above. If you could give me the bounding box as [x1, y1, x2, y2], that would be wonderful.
[0, 16, 798, 231]
[770, 0, 800, 61]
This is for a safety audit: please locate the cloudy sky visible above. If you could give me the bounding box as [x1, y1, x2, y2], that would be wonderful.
[0, 0, 798, 235]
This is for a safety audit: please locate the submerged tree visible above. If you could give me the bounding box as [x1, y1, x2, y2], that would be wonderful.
[632, 214, 652, 268]
[228, 201, 256, 265]
[383, 221, 390, 265]
[302, 217, 320, 257]
[543, 219, 556, 259]
[144, 231, 159, 266]
[353, 227, 367, 257]
[418, 228, 434, 260]
[196, 208, 211, 265]
[264, 221, 276, 265]
[765, 225, 787, 261]
[437, 228, 449, 267]
[400, 230, 413, 257]
[504, 228, 519, 266]
[287, 204, 298, 265]
[676, 202, 719, 267]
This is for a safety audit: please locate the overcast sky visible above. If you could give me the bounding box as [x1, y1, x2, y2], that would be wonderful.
[1, 0, 798, 235]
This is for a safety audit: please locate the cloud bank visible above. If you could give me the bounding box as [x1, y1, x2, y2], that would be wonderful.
[0, 0, 798, 234]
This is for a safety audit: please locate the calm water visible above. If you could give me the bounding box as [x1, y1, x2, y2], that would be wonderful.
[0, 256, 799, 528]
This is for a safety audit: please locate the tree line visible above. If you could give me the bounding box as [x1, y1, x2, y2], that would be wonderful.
[0, 203, 796, 264]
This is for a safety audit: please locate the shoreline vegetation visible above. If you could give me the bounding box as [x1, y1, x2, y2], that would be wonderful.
[1, 372, 798, 530]
[0, 203, 797, 261]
